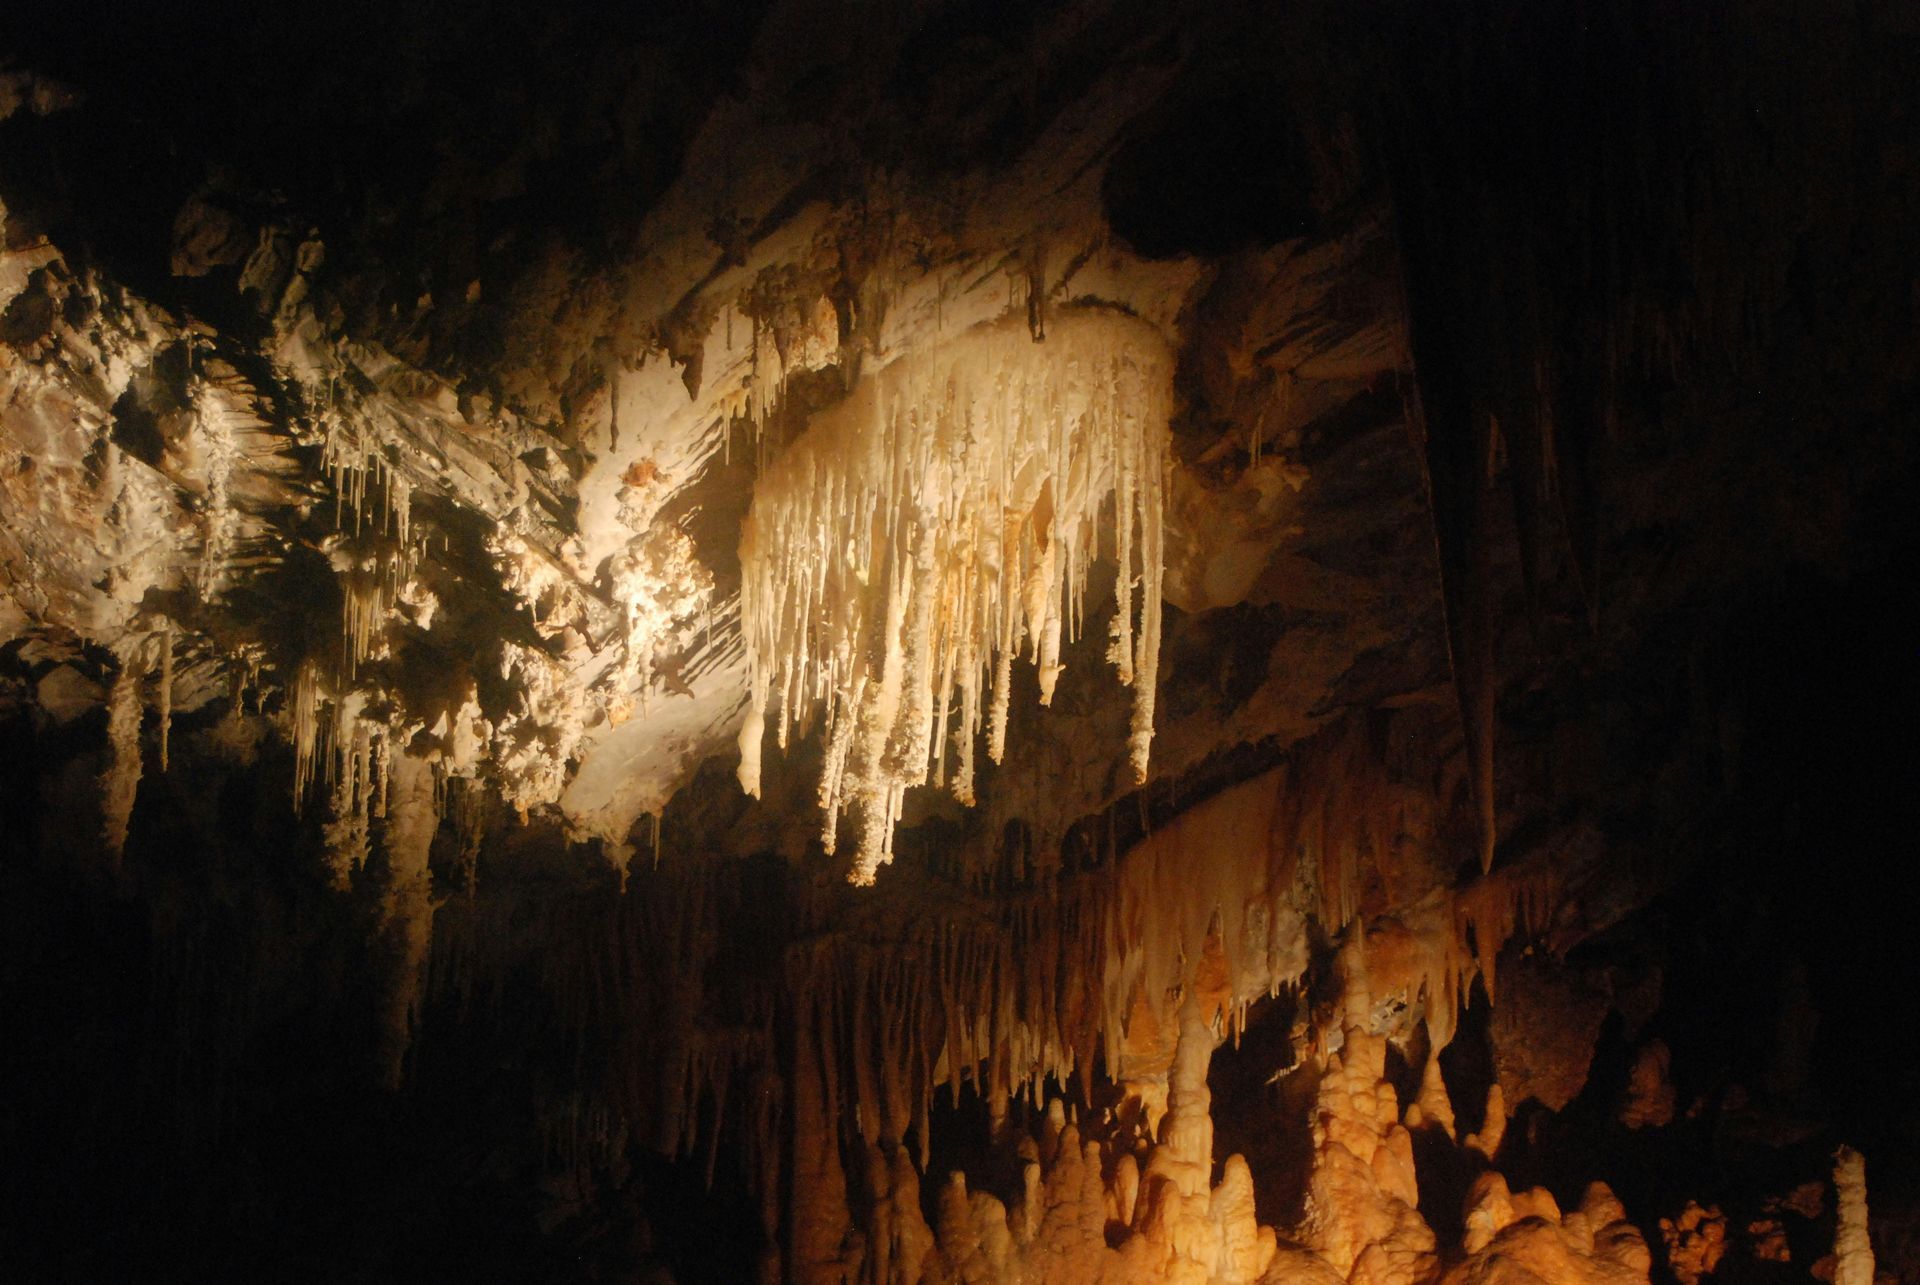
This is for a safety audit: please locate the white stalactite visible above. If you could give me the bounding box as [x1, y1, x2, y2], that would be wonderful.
[291, 658, 324, 803]
[738, 310, 1173, 883]
[323, 410, 419, 675]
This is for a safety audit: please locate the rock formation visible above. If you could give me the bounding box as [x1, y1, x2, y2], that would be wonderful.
[1831, 1146, 1876, 1285]
[1658, 1201, 1727, 1285]
[3, 0, 1917, 1280]
[1449, 1175, 1650, 1285]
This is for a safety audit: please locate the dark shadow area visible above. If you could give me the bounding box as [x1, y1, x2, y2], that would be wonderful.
[1207, 989, 1313, 1228]
[1104, 82, 1318, 261]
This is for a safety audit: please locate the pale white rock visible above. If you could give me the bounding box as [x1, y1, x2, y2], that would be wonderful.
[1832, 1145, 1876, 1285]
[738, 309, 1173, 883]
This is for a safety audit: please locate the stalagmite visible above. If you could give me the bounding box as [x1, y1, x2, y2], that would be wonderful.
[1299, 940, 1436, 1283]
[1465, 1084, 1506, 1161]
[789, 982, 853, 1284]
[1831, 1145, 1875, 1285]
[737, 310, 1173, 883]
[1461, 1171, 1515, 1257]
[1129, 988, 1278, 1281]
[1153, 989, 1218, 1191]
[1409, 1050, 1456, 1139]
[1448, 1174, 1650, 1283]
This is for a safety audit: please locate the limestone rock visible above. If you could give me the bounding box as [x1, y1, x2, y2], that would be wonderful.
[1447, 1176, 1651, 1284]
[1299, 1025, 1436, 1284]
[1832, 1146, 1876, 1285]
[1657, 1201, 1726, 1285]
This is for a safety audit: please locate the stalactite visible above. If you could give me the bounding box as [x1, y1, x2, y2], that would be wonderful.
[448, 776, 486, 895]
[290, 658, 323, 804]
[155, 620, 173, 772]
[374, 753, 439, 1089]
[467, 712, 1578, 1285]
[322, 410, 420, 675]
[1407, 368, 1499, 879]
[319, 693, 377, 889]
[99, 648, 144, 869]
[738, 310, 1173, 883]
[920, 717, 1544, 1134]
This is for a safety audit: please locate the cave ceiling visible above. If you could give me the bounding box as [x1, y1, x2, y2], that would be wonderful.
[5, 0, 1912, 969]
[1, 0, 1451, 880]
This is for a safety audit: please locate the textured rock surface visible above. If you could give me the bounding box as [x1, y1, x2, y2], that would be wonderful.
[1658, 1200, 1727, 1285]
[1446, 1175, 1650, 1285]
[5, 1, 1920, 1281]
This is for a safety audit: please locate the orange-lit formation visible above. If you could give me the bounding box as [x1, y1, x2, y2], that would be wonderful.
[2, 3, 1913, 1281]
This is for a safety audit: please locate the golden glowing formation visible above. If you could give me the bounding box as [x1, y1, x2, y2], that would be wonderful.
[737, 311, 1173, 883]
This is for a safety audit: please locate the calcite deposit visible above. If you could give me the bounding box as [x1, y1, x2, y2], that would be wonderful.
[4, 0, 1917, 1281]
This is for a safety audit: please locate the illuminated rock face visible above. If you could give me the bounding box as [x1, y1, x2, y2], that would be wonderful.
[4, 1, 1919, 1281]
[772, 909, 1665, 1285]
[1448, 1174, 1651, 1285]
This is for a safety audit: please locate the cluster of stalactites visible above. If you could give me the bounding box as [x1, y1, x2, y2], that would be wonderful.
[286, 659, 408, 887]
[1091, 731, 1569, 1078]
[322, 410, 418, 675]
[275, 410, 427, 879]
[185, 360, 263, 602]
[731, 293, 841, 465]
[736, 310, 1174, 884]
[782, 746, 1557, 1131]
[787, 945, 1278, 1284]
